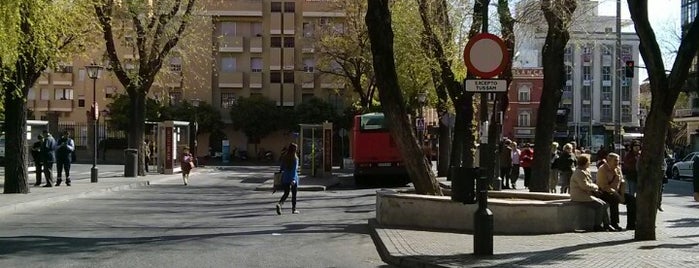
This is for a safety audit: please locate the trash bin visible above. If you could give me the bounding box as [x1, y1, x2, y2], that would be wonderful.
[124, 148, 138, 177]
[451, 166, 478, 204]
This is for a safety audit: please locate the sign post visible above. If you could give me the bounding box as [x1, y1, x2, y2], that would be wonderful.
[461, 20, 509, 255]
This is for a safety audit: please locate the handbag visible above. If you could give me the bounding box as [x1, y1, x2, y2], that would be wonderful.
[272, 172, 282, 193]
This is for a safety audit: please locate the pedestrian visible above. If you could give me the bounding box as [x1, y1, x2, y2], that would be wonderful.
[500, 139, 513, 189]
[658, 153, 668, 211]
[693, 154, 699, 202]
[40, 130, 57, 187]
[275, 142, 300, 215]
[569, 154, 612, 232]
[143, 139, 151, 173]
[31, 135, 44, 186]
[55, 130, 75, 186]
[510, 142, 521, 189]
[558, 143, 577, 194]
[181, 146, 194, 185]
[549, 142, 560, 193]
[596, 153, 624, 231]
[596, 145, 609, 166]
[623, 142, 641, 197]
[520, 143, 534, 189]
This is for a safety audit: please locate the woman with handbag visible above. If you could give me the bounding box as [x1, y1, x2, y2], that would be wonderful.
[276, 143, 300, 215]
[596, 153, 624, 231]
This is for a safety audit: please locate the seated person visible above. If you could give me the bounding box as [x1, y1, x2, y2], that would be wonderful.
[570, 154, 612, 232]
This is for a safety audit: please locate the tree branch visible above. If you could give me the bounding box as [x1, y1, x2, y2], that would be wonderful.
[94, 0, 132, 93]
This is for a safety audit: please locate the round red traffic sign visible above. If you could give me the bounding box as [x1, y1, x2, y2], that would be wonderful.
[463, 33, 509, 79]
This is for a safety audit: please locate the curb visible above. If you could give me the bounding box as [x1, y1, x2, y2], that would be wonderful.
[254, 184, 332, 192]
[368, 219, 446, 268]
[0, 181, 150, 217]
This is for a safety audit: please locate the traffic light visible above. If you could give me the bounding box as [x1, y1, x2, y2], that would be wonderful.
[625, 60, 634, 78]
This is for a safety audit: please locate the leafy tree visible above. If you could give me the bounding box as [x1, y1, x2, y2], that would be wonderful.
[105, 94, 163, 132]
[229, 95, 281, 145]
[530, 0, 577, 192]
[627, 0, 699, 240]
[94, 0, 196, 174]
[366, 0, 442, 195]
[295, 97, 338, 125]
[0, 0, 93, 194]
[160, 100, 223, 132]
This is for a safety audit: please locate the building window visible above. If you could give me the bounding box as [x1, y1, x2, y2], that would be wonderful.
[271, 2, 281, 12]
[105, 86, 116, 98]
[582, 66, 592, 81]
[518, 85, 530, 102]
[581, 104, 591, 121]
[28, 88, 36, 100]
[303, 58, 315, 72]
[582, 85, 591, 100]
[622, 45, 633, 61]
[169, 57, 182, 72]
[283, 2, 295, 12]
[55, 64, 73, 73]
[270, 71, 281, 83]
[251, 22, 262, 36]
[221, 93, 236, 109]
[78, 98, 85, 107]
[283, 71, 294, 83]
[518, 112, 531, 127]
[565, 65, 573, 82]
[303, 22, 313, 37]
[221, 22, 236, 36]
[271, 36, 282, 48]
[54, 88, 73, 100]
[169, 90, 182, 103]
[564, 46, 573, 63]
[602, 86, 612, 101]
[601, 104, 612, 122]
[602, 66, 611, 81]
[221, 57, 237, 72]
[41, 88, 50, 100]
[622, 105, 632, 122]
[602, 45, 612, 55]
[283, 37, 294, 48]
[251, 57, 263, 72]
[562, 104, 573, 122]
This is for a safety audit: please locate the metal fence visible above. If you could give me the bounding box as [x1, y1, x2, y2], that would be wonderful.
[57, 122, 126, 147]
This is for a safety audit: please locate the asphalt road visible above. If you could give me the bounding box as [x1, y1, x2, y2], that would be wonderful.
[0, 166, 395, 268]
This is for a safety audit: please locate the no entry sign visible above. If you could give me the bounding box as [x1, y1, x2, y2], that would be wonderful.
[463, 33, 509, 79]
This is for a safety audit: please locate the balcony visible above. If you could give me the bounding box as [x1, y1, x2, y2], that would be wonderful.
[28, 100, 49, 111]
[38, 73, 49, 85]
[249, 72, 263, 88]
[219, 36, 244, 52]
[513, 126, 535, 138]
[218, 71, 243, 88]
[250, 36, 263, 53]
[302, 38, 315, 53]
[51, 72, 73, 86]
[49, 99, 74, 112]
[301, 72, 315, 88]
[674, 108, 699, 118]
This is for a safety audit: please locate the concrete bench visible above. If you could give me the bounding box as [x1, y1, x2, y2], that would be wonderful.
[376, 189, 603, 235]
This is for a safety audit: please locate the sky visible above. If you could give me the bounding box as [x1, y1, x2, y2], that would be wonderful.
[598, 0, 682, 82]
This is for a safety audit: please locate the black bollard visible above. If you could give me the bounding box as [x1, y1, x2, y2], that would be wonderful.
[474, 171, 493, 255]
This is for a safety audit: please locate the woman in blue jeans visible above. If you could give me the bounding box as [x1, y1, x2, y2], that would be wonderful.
[276, 143, 300, 215]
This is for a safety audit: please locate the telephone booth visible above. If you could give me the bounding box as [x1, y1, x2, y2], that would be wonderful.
[157, 120, 191, 174]
[298, 122, 333, 177]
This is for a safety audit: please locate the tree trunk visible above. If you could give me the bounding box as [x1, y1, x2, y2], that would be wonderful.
[366, 0, 442, 195]
[628, 0, 699, 240]
[3, 82, 30, 194]
[531, 0, 576, 192]
[128, 89, 147, 176]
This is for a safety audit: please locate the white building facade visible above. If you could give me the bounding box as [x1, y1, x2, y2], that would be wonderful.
[514, 0, 641, 149]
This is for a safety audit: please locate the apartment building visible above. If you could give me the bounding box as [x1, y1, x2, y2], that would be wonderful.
[26, 0, 347, 156]
[515, 0, 641, 149]
[501, 68, 544, 145]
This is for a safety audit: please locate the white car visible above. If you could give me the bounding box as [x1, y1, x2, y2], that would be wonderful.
[671, 152, 699, 179]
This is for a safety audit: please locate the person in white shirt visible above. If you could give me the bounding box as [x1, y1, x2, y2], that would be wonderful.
[510, 142, 521, 189]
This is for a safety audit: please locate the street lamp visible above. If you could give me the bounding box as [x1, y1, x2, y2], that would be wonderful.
[85, 62, 103, 183]
[191, 99, 200, 166]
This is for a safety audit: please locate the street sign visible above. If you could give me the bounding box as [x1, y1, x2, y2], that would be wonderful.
[464, 79, 507, 93]
[416, 117, 425, 131]
[463, 33, 509, 78]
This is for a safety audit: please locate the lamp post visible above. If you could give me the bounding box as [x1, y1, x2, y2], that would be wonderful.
[85, 62, 103, 183]
[191, 99, 200, 166]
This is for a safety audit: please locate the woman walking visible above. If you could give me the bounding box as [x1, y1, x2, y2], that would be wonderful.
[520, 143, 534, 189]
[181, 146, 194, 185]
[276, 143, 300, 215]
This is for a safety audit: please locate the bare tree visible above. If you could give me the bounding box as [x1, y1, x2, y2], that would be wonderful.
[627, 0, 699, 240]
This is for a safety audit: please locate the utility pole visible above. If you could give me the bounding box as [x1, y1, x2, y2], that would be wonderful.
[615, 0, 622, 156]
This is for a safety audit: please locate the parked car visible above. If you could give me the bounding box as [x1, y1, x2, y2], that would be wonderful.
[671, 152, 699, 179]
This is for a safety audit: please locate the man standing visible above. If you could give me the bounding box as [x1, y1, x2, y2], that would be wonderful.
[31, 135, 44, 186]
[499, 139, 513, 189]
[41, 130, 57, 187]
[55, 130, 75, 186]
